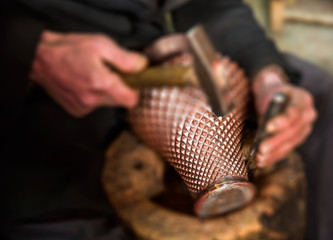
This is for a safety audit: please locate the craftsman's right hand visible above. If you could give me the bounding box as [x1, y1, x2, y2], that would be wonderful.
[252, 68, 317, 167]
[30, 30, 148, 117]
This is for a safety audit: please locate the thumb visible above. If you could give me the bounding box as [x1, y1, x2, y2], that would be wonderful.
[101, 39, 148, 73]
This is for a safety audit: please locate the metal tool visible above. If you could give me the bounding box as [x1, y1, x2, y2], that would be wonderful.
[187, 25, 229, 116]
[245, 92, 290, 179]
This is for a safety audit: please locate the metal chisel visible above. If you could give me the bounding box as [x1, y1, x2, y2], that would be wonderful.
[245, 92, 290, 179]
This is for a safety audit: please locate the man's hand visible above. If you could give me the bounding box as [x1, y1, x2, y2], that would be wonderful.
[252, 68, 317, 167]
[30, 30, 148, 117]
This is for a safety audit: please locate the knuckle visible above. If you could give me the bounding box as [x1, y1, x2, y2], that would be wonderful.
[89, 73, 116, 92]
[102, 75, 118, 90]
[81, 94, 98, 108]
[275, 116, 286, 129]
[116, 52, 138, 70]
[303, 90, 314, 106]
[83, 41, 100, 54]
[90, 75, 103, 90]
[304, 107, 317, 124]
[93, 34, 109, 45]
[85, 34, 110, 52]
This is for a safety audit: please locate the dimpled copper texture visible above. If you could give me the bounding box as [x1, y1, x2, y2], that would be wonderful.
[128, 57, 255, 217]
[170, 111, 246, 196]
[129, 87, 211, 155]
[218, 57, 251, 121]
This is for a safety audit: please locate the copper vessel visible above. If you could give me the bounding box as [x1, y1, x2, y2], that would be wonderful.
[128, 56, 255, 217]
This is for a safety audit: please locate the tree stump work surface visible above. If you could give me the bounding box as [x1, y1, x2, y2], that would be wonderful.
[102, 131, 305, 240]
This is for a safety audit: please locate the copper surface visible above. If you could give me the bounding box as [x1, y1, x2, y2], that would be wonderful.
[144, 34, 190, 63]
[128, 56, 254, 216]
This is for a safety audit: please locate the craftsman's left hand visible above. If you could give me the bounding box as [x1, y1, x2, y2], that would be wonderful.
[252, 68, 317, 167]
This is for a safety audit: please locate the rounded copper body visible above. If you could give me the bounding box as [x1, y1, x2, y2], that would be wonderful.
[128, 57, 255, 217]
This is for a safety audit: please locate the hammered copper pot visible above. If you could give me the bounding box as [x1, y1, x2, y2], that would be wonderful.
[128, 56, 255, 217]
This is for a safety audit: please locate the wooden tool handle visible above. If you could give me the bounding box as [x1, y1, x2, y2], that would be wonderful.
[115, 66, 198, 88]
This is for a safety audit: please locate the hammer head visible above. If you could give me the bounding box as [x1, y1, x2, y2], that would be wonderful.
[143, 25, 229, 117]
[187, 25, 229, 116]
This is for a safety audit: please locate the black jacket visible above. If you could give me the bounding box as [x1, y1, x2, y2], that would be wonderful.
[0, 0, 297, 222]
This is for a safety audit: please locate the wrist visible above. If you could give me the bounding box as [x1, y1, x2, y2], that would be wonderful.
[30, 30, 64, 80]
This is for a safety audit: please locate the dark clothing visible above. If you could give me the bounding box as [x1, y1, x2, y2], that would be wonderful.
[289, 54, 333, 240]
[0, 0, 331, 240]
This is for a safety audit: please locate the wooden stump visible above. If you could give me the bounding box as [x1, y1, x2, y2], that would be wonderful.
[103, 131, 305, 240]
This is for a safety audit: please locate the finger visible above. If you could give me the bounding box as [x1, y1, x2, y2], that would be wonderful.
[52, 90, 91, 117]
[99, 37, 148, 73]
[257, 120, 312, 167]
[266, 90, 317, 134]
[291, 87, 313, 110]
[43, 78, 93, 117]
[96, 68, 139, 108]
[264, 125, 312, 166]
[258, 99, 316, 162]
[260, 117, 307, 157]
[266, 105, 298, 133]
[227, 63, 239, 79]
[61, 98, 91, 117]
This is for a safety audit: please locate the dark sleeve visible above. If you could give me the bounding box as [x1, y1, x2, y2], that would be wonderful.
[0, 2, 45, 106]
[172, 0, 300, 83]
